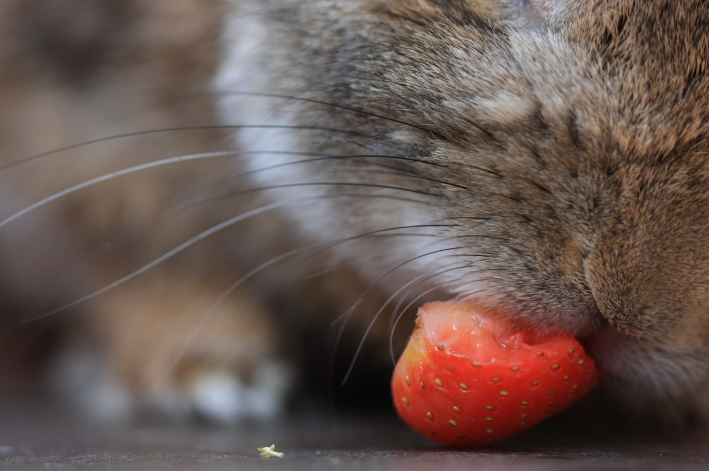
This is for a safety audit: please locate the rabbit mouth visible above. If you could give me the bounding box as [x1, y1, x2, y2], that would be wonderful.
[579, 320, 709, 418]
[422, 270, 709, 413]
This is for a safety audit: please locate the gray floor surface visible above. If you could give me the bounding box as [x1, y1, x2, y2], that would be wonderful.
[2, 397, 709, 470]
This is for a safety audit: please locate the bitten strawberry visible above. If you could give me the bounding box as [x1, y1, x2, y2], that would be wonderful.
[392, 301, 598, 447]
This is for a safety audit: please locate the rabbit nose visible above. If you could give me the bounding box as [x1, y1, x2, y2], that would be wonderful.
[582, 225, 676, 340]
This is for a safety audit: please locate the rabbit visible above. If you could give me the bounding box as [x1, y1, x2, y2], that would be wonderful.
[2, 0, 709, 425]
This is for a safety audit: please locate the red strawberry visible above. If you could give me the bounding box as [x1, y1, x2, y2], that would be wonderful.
[392, 301, 598, 447]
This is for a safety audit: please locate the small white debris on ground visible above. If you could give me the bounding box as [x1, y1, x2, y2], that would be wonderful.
[258, 444, 284, 458]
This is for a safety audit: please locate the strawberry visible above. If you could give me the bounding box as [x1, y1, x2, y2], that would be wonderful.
[392, 301, 598, 447]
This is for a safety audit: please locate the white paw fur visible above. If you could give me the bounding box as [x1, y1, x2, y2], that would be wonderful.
[52, 348, 293, 425]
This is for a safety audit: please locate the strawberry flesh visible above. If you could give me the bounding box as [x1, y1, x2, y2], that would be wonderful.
[392, 301, 598, 447]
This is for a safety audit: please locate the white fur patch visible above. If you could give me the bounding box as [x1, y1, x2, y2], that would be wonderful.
[215, 4, 465, 292]
[52, 348, 293, 425]
[475, 92, 534, 128]
[191, 362, 293, 424]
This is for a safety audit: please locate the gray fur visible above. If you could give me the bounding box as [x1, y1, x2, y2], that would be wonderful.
[220, 0, 709, 418]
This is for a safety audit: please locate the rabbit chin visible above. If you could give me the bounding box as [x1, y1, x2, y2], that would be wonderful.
[582, 322, 709, 424]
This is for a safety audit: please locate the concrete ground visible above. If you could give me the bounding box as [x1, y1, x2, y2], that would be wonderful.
[2, 395, 709, 471]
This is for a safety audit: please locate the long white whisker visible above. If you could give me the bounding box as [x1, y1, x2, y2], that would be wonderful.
[388, 271, 488, 365]
[389, 285, 442, 364]
[303, 234, 440, 280]
[22, 199, 296, 322]
[0, 150, 424, 228]
[0, 150, 237, 229]
[340, 261, 468, 386]
[113, 193, 434, 252]
[155, 243, 319, 394]
[0, 124, 365, 171]
[331, 245, 463, 387]
[157, 225, 450, 391]
[386, 261, 478, 333]
[1, 150, 435, 230]
[330, 238, 464, 327]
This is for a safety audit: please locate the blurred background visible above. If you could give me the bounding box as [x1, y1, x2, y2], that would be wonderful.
[0, 0, 411, 422]
[0, 0, 230, 401]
